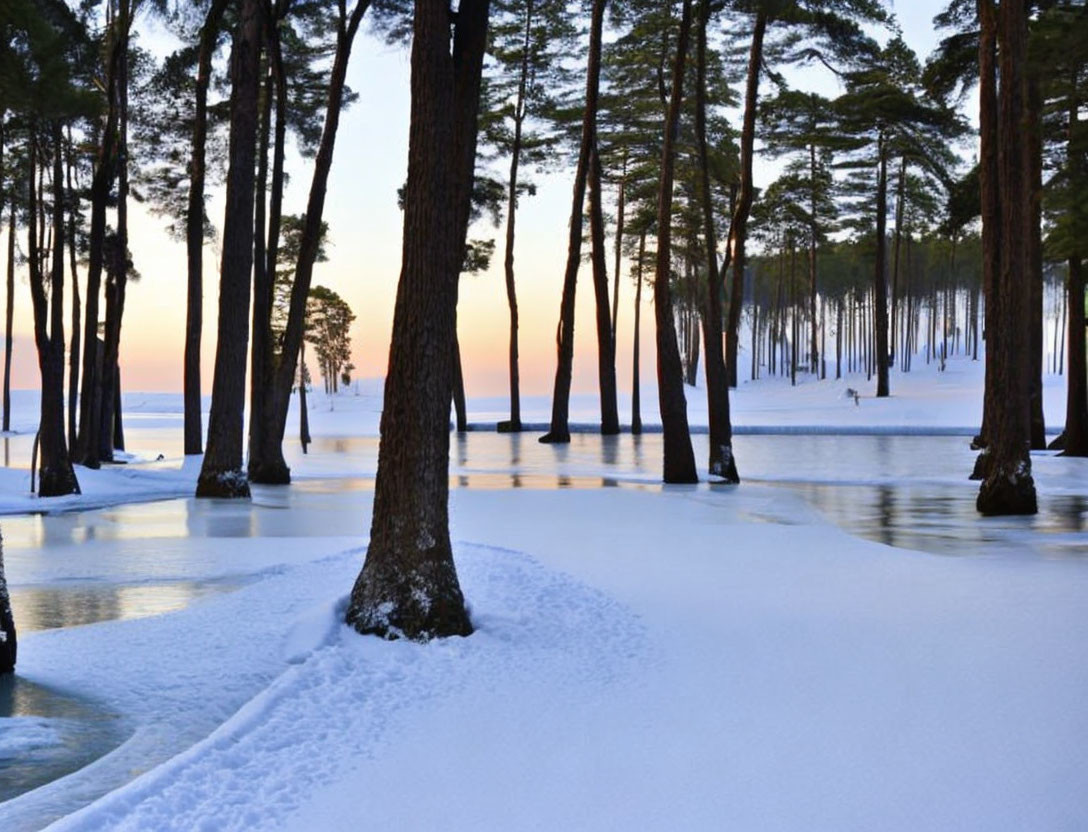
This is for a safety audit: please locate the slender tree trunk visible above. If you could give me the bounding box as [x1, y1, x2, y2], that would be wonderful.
[299, 337, 311, 451]
[196, 0, 263, 499]
[974, 0, 1001, 455]
[184, 0, 230, 456]
[632, 231, 644, 435]
[541, 0, 607, 443]
[724, 10, 767, 388]
[977, 0, 1036, 515]
[499, 3, 531, 433]
[890, 156, 905, 364]
[653, 0, 697, 484]
[1061, 257, 1087, 455]
[65, 131, 81, 453]
[30, 126, 80, 497]
[453, 336, 468, 432]
[809, 142, 820, 375]
[612, 151, 626, 353]
[694, 0, 736, 481]
[256, 0, 370, 482]
[874, 136, 890, 397]
[77, 19, 125, 469]
[3, 204, 13, 433]
[346, 0, 488, 641]
[589, 146, 619, 433]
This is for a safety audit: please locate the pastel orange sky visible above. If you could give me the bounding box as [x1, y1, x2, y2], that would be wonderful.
[1, 6, 949, 399]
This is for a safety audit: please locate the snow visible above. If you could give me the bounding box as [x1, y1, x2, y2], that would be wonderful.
[1, 355, 1086, 831]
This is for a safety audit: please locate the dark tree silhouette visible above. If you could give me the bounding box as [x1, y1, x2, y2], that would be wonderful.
[346, 0, 489, 641]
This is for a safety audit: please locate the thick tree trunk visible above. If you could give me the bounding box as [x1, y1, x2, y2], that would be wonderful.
[346, 0, 488, 641]
[0, 531, 14, 674]
[196, 0, 263, 499]
[653, 0, 697, 484]
[694, 0, 737, 482]
[1026, 72, 1045, 449]
[541, 0, 607, 444]
[184, 0, 229, 457]
[873, 139, 890, 397]
[724, 10, 767, 388]
[977, 0, 1036, 515]
[1061, 257, 1087, 456]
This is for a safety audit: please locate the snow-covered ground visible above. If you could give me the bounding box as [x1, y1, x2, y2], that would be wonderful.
[1, 356, 1087, 831]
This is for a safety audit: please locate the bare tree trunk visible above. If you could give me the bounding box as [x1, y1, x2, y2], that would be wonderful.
[1026, 71, 1046, 449]
[541, 0, 607, 444]
[346, 0, 488, 641]
[631, 231, 644, 435]
[196, 0, 263, 499]
[890, 156, 905, 364]
[724, 10, 767, 388]
[874, 136, 890, 397]
[1061, 257, 1087, 455]
[65, 130, 81, 453]
[612, 150, 626, 353]
[589, 145, 620, 433]
[453, 335, 467, 432]
[653, 0, 697, 484]
[3, 203, 13, 433]
[184, 0, 230, 456]
[977, 0, 1036, 515]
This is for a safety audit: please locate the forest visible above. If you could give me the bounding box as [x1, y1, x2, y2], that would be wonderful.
[0, 0, 1085, 641]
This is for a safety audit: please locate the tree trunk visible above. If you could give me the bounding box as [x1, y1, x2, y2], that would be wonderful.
[500, 1, 531, 433]
[977, 0, 1036, 515]
[76, 18, 126, 469]
[346, 0, 487, 641]
[65, 130, 81, 452]
[873, 136, 890, 397]
[653, 0, 697, 484]
[541, 0, 607, 444]
[694, 0, 736, 481]
[809, 142, 820, 375]
[30, 126, 80, 497]
[3, 203, 13, 433]
[724, 9, 767, 388]
[612, 151, 626, 353]
[973, 0, 1001, 453]
[632, 231, 644, 435]
[196, 0, 263, 499]
[1026, 71, 1045, 449]
[890, 156, 905, 364]
[0, 530, 14, 674]
[589, 144, 620, 434]
[184, 0, 230, 457]
[1061, 257, 1087, 456]
[254, 0, 369, 482]
[453, 336, 468, 432]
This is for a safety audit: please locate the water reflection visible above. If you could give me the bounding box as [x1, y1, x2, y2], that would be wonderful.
[8, 579, 246, 633]
[0, 675, 125, 803]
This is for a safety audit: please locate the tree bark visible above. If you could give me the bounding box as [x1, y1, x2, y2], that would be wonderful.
[30, 126, 80, 497]
[1026, 71, 1045, 449]
[65, 130, 81, 452]
[589, 144, 620, 434]
[724, 9, 767, 388]
[632, 231, 644, 435]
[1061, 257, 1087, 456]
[874, 135, 890, 397]
[977, 0, 1036, 515]
[184, 0, 230, 457]
[541, 0, 608, 443]
[694, 0, 737, 481]
[653, 0, 697, 484]
[346, 0, 488, 641]
[499, 0, 532, 433]
[253, 0, 370, 483]
[196, 0, 263, 499]
[3, 203, 13, 433]
[973, 0, 1001, 455]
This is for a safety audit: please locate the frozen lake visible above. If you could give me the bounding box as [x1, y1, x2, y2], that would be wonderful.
[1, 428, 1086, 821]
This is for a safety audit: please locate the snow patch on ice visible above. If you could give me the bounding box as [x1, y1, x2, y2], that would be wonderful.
[0, 717, 64, 758]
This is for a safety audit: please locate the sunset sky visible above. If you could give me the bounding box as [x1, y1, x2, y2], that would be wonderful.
[1, 1, 956, 398]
